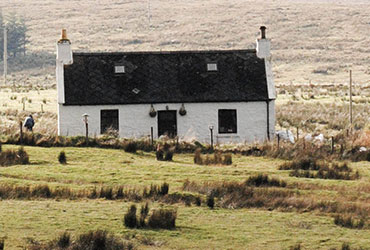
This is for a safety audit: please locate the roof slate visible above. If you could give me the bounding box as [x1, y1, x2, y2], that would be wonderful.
[63, 50, 268, 105]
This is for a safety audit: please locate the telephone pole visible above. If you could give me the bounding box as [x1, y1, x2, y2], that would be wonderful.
[349, 70, 353, 126]
[3, 26, 7, 85]
[147, 0, 152, 28]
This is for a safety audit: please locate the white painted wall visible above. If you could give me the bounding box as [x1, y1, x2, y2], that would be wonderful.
[58, 101, 275, 144]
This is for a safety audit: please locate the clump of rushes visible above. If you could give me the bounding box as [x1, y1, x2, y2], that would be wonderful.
[58, 151, 67, 164]
[123, 204, 138, 228]
[148, 209, 177, 229]
[207, 195, 215, 209]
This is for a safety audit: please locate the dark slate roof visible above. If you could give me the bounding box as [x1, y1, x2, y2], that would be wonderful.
[63, 50, 268, 105]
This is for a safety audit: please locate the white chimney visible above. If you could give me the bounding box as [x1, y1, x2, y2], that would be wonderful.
[256, 26, 271, 59]
[56, 29, 73, 104]
[57, 29, 73, 64]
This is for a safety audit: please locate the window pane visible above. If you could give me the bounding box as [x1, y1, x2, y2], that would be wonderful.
[218, 109, 237, 133]
[101, 110, 119, 134]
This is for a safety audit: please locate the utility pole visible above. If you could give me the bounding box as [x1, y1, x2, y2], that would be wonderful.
[3, 26, 7, 85]
[147, 0, 152, 28]
[349, 70, 353, 126]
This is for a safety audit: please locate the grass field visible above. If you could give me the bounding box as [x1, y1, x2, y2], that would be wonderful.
[0, 144, 369, 249]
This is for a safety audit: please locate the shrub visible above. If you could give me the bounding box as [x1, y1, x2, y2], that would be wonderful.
[31, 185, 52, 198]
[194, 148, 203, 164]
[223, 153, 232, 165]
[245, 174, 287, 187]
[160, 182, 169, 195]
[164, 149, 174, 161]
[99, 187, 113, 200]
[124, 141, 137, 153]
[195, 196, 201, 206]
[156, 149, 164, 161]
[290, 243, 301, 250]
[156, 144, 174, 161]
[27, 230, 134, 250]
[0, 147, 29, 166]
[124, 204, 138, 228]
[279, 157, 320, 170]
[193, 150, 232, 165]
[0, 239, 4, 250]
[341, 243, 350, 250]
[56, 232, 71, 248]
[333, 215, 365, 229]
[148, 209, 177, 229]
[58, 151, 67, 164]
[207, 195, 215, 209]
[139, 202, 150, 227]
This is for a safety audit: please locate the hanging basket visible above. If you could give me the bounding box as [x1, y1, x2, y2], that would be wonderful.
[179, 104, 187, 116]
[149, 105, 157, 117]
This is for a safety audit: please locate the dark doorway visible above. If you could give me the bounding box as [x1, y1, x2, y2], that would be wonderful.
[158, 111, 177, 138]
[101, 109, 119, 134]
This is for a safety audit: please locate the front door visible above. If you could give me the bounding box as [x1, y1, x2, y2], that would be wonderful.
[158, 111, 177, 138]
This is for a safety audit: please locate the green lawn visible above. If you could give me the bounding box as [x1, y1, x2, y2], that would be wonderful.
[0, 145, 369, 249]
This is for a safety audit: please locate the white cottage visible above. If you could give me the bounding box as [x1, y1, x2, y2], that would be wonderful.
[57, 27, 276, 143]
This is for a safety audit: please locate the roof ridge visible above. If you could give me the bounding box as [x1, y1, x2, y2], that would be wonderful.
[73, 49, 256, 56]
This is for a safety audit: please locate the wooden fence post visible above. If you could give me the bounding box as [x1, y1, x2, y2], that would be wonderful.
[85, 122, 89, 146]
[331, 136, 334, 154]
[296, 127, 299, 141]
[277, 134, 280, 149]
[19, 121, 23, 145]
[150, 127, 154, 146]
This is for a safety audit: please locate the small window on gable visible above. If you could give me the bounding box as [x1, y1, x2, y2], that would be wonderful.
[207, 63, 218, 71]
[218, 109, 237, 134]
[115, 65, 125, 73]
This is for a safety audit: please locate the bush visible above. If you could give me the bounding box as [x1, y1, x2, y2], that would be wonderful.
[193, 150, 232, 165]
[160, 182, 169, 195]
[156, 144, 174, 161]
[56, 232, 71, 248]
[58, 151, 67, 164]
[290, 243, 301, 250]
[245, 174, 287, 187]
[0, 239, 4, 250]
[156, 149, 164, 161]
[27, 230, 134, 250]
[124, 141, 137, 153]
[139, 202, 150, 227]
[0, 147, 29, 166]
[223, 153, 232, 165]
[148, 209, 177, 229]
[195, 196, 201, 206]
[333, 215, 365, 229]
[99, 187, 113, 200]
[124, 204, 138, 228]
[207, 195, 215, 209]
[194, 148, 202, 164]
[164, 149, 174, 161]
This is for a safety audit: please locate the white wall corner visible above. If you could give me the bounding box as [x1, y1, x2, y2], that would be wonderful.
[265, 58, 276, 100]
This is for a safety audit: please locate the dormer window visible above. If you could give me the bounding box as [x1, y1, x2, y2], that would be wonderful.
[115, 65, 125, 73]
[207, 63, 218, 71]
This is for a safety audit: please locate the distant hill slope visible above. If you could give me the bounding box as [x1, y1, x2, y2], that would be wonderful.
[0, 0, 369, 84]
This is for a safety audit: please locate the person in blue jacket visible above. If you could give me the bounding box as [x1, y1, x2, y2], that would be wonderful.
[24, 115, 35, 131]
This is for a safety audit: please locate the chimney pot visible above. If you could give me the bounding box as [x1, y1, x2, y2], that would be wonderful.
[58, 29, 70, 43]
[260, 26, 266, 39]
[62, 29, 67, 40]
